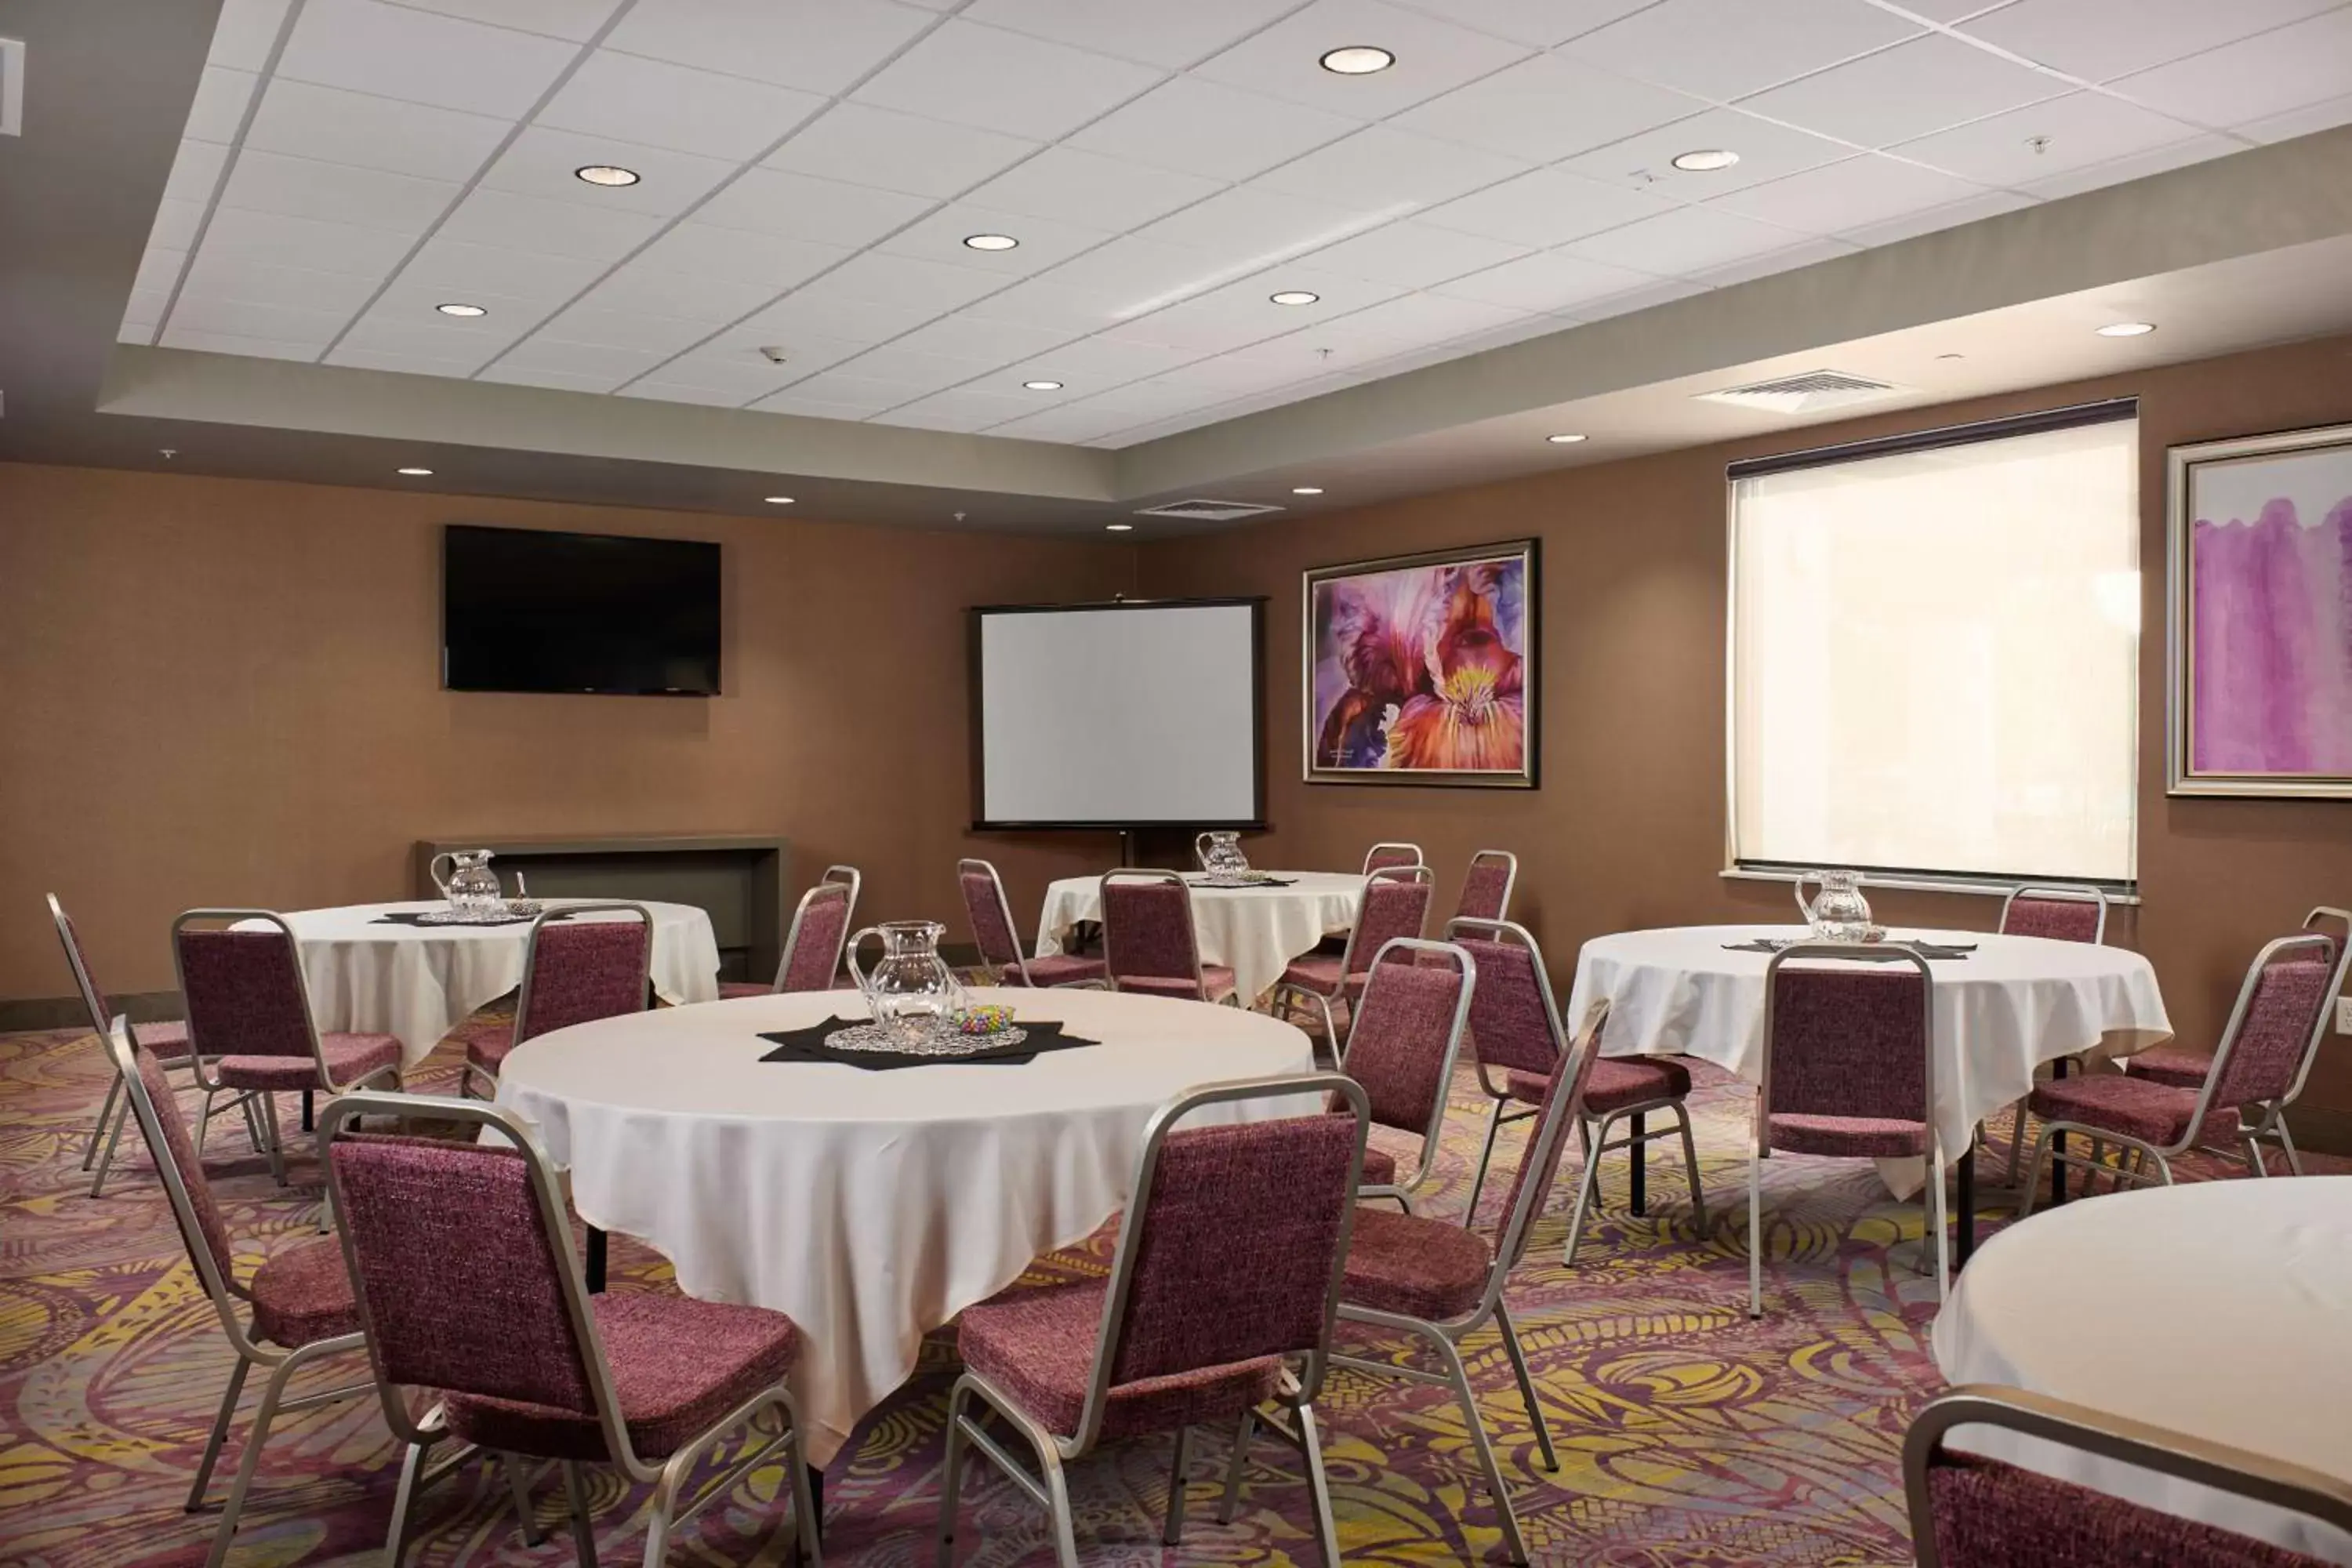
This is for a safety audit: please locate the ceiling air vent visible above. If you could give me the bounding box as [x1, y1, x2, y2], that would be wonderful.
[1133, 499, 1287, 523]
[1696, 368, 1903, 416]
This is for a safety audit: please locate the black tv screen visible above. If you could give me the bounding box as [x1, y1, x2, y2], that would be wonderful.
[442, 524, 720, 695]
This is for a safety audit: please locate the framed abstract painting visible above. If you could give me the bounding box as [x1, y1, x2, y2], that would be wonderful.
[2168, 422, 2352, 797]
[1303, 539, 1537, 788]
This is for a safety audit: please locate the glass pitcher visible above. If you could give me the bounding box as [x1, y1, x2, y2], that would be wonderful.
[848, 921, 968, 1043]
[1195, 830, 1250, 876]
[1795, 869, 1873, 942]
[429, 849, 505, 913]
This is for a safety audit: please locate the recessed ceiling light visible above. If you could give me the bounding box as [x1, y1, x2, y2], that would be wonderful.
[964, 233, 1019, 252]
[2096, 321, 2156, 337]
[764, 495, 796, 505]
[1105, 522, 1134, 532]
[435, 302, 487, 318]
[396, 466, 434, 476]
[1292, 486, 1324, 495]
[1269, 290, 1319, 307]
[574, 164, 640, 187]
[1670, 148, 1740, 172]
[1319, 45, 1395, 74]
[1022, 379, 1064, 390]
[1545, 433, 1588, 445]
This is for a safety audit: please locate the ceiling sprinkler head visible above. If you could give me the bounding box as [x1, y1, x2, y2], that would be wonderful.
[2026, 135, 2053, 156]
[757, 345, 789, 364]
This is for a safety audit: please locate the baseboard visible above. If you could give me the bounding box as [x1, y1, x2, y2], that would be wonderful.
[0, 992, 183, 1033]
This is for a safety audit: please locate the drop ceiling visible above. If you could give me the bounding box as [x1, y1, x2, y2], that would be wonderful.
[119, 0, 2352, 449]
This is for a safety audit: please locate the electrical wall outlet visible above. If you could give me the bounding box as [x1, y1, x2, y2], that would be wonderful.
[2338, 996, 2352, 1036]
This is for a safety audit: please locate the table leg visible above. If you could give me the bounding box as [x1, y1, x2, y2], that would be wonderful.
[301, 1090, 314, 1132]
[1628, 1112, 1647, 1216]
[809, 1469, 824, 1547]
[1955, 1145, 1976, 1269]
[585, 1227, 607, 1293]
[2051, 1058, 2068, 1205]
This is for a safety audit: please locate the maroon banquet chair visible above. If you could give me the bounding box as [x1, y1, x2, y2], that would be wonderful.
[1451, 849, 1518, 924]
[172, 909, 404, 1187]
[720, 868, 860, 998]
[2021, 931, 2336, 1206]
[1327, 938, 1475, 1210]
[1269, 865, 1433, 1049]
[2123, 906, 2349, 1174]
[956, 858, 1107, 988]
[938, 1074, 1368, 1568]
[1100, 869, 1238, 1004]
[1994, 883, 2111, 1182]
[321, 1091, 823, 1568]
[458, 904, 653, 1098]
[1361, 842, 1423, 875]
[1447, 917, 1705, 1257]
[49, 891, 207, 1197]
[1905, 1385, 2352, 1567]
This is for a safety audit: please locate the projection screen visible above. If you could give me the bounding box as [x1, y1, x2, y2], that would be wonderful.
[972, 599, 1265, 829]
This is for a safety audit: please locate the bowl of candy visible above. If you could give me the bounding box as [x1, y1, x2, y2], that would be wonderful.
[956, 1004, 1017, 1036]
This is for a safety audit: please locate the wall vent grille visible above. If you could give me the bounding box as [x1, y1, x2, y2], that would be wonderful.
[1696, 368, 1903, 415]
[1133, 499, 1286, 522]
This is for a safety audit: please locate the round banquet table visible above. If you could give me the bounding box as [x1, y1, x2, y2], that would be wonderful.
[1035, 870, 1365, 1005]
[270, 899, 721, 1065]
[494, 985, 1321, 1465]
[1933, 1178, 2352, 1562]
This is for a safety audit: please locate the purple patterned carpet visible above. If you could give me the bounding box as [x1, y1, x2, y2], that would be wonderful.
[2, 1022, 2328, 1567]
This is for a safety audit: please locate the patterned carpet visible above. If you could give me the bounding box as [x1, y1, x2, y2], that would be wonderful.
[1, 1020, 2328, 1568]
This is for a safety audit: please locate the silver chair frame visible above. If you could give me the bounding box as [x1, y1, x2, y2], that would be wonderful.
[1454, 848, 1519, 923]
[1448, 917, 1707, 1258]
[937, 1074, 1369, 1568]
[1268, 864, 1434, 1050]
[1752, 944, 1943, 1319]
[1905, 1385, 2352, 1568]
[1361, 841, 1425, 874]
[462, 902, 653, 1098]
[172, 909, 404, 1188]
[1098, 868, 1241, 1006]
[321, 1091, 822, 1568]
[750, 872, 860, 993]
[1994, 883, 2111, 1183]
[100, 1019, 379, 1568]
[958, 857, 1107, 989]
[1343, 938, 1477, 1214]
[2020, 931, 2338, 1210]
[2258, 906, 2352, 1175]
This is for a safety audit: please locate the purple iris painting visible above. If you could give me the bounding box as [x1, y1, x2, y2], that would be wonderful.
[2183, 437, 2352, 792]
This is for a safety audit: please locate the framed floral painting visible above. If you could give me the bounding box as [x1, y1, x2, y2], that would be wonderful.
[1303, 539, 1537, 788]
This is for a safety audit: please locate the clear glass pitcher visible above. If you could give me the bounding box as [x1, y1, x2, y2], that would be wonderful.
[1195, 830, 1250, 876]
[848, 921, 968, 1042]
[429, 849, 504, 913]
[1794, 869, 1873, 942]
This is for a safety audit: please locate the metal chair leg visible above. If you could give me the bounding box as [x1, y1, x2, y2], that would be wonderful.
[1495, 1300, 1556, 1472]
[1748, 1137, 1766, 1319]
[1037, 1441, 1081, 1568]
[1428, 1327, 1528, 1565]
[257, 1092, 288, 1188]
[186, 1356, 252, 1510]
[935, 1383, 969, 1568]
[201, 1351, 300, 1568]
[561, 1460, 601, 1568]
[1217, 1409, 1254, 1525]
[84, 1073, 123, 1171]
[501, 1452, 544, 1546]
[2002, 1100, 2031, 1185]
[1465, 1097, 1507, 1221]
[786, 1423, 823, 1568]
[1929, 1143, 1950, 1302]
[1672, 1103, 1708, 1234]
[1563, 1116, 1606, 1266]
[89, 1089, 132, 1198]
[1295, 1402, 1345, 1568]
[1162, 1425, 1192, 1546]
[640, 1454, 687, 1568]
[2277, 1116, 2307, 1177]
[384, 1439, 432, 1566]
[2242, 1131, 2270, 1178]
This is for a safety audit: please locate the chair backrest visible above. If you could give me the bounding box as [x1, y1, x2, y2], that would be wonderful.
[1362, 842, 1423, 875]
[322, 1091, 633, 1462]
[1075, 1075, 1367, 1450]
[1100, 870, 1205, 987]
[1338, 865, 1433, 977]
[1761, 944, 1933, 1127]
[1334, 940, 1472, 1144]
[1446, 917, 1566, 1085]
[49, 894, 146, 1046]
[514, 905, 652, 1045]
[2201, 932, 2338, 1112]
[1998, 884, 2108, 945]
[100, 1019, 244, 1320]
[775, 880, 856, 992]
[956, 858, 1027, 975]
[1453, 850, 1518, 924]
[172, 910, 321, 1072]
[1491, 999, 1609, 1272]
[1905, 1385, 2352, 1568]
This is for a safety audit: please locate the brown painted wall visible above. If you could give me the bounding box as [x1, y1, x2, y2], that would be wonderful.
[1139, 331, 2352, 1127]
[0, 463, 1135, 998]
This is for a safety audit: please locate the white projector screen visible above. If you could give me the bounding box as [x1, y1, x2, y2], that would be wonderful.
[974, 600, 1264, 828]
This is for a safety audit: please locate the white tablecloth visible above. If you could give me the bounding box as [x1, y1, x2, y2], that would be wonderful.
[271, 900, 721, 1065]
[1036, 871, 1366, 1005]
[495, 985, 1319, 1464]
[1563, 925, 2172, 1162]
[1933, 1178, 2352, 1561]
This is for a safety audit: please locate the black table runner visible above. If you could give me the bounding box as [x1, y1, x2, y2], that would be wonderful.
[757, 1015, 1101, 1070]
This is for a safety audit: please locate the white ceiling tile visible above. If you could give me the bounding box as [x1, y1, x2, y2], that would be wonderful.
[185, 67, 260, 143]
[365, 275, 561, 335]
[1115, 265, 1407, 347]
[163, 139, 231, 206]
[209, 0, 296, 71]
[604, 0, 933, 92]
[626, 351, 795, 397]
[1139, 185, 1394, 265]
[622, 380, 757, 407]
[121, 287, 173, 330]
[1393, 53, 1707, 163]
[1563, 204, 1815, 274]
[1067, 77, 1360, 181]
[886, 314, 1080, 365]
[1709, 154, 1991, 235]
[1417, 167, 1680, 247]
[1194, 0, 1534, 117]
[1891, 91, 2208, 186]
[1573, 275, 1710, 319]
[572, 262, 782, 322]
[734, 292, 930, 345]
[388, 0, 625, 42]
[165, 295, 352, 343]
[2237, 90, 2352, 144]
[493, 336, 669, 379]
[1960, 0, 2344, 85]
[1890, 0, 2015, 18]
[158, 327, 325, 361]
[676, 332, 869, 381]
[985, 402, 1157, 443]
[753, 373, 917, 416]
[964, 148, 1225, 232]
[1319, 289, 1534, 346]
[1002, 333, 1210, 387]
[147, 198, 209, 252]
[2106, 9, 2352, 129]
[199, 206, 422, 275]
[877, 387, 1045, 430]
[532, 304, 713, 354]
[786, 252, 1011, 320]
[765, 103, 1040, 199]
[2010, 130, 2241, 198]
[1563, 0, 1921, 101]
[1102, 299, 1298, 354]
[961, 237, 1232, 330]
[478, 361, 637, 392]
[1298, 221, 1532, 288]
[1739, 35, 2069, 148]
[1428, 249, 1665, 311]
[1388, 0, 1655, 48]
[960, 0, 1301, 68]
[401, 235, 614, 303]
[751, 393, 899, 421]
[119, 321, 159, 346]
[479, 126, 739, 216]
[216, 149, 460, 234]
[695, 167, 935, 248]
[133, 248, 190, 296]
[1250, 125, 1531, 210]
[1561, 107, 1860, 194]
[244, 80, 511, 182]
[437, 187, 668, 260]
[537, 49, 826, 160]
[829, 343, 1000, 391]
[326, 344, 495, 376]
[275, 0, 581, 117]
[632, 223, 851, 290]
[1683, 233, 1858, 285]
[851, 20, 1165, 141]
[178, 254, 387, 312]
[876, 203, 1116, 276]
[1223, 325, 1438, 376]
[1831, 188, 2033, 249]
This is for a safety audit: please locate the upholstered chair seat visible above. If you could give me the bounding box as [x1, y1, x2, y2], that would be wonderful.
[2027, 1073, 2201, 1147]
[216, 1033, 401, 1091]
[1116, 964, 1237, 1003]
[1769, 1112, 1929, 1158]
[1011, 953, 1109, 986]
[1505, 1055, 1691, 1116]
[2122, 1044, 2214, 1087]
[1334, 1207, 1492, 1320]
[247, 1239, 364, 1347]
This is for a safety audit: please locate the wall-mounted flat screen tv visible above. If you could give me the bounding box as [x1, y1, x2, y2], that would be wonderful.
[442, 524, 721, 695]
